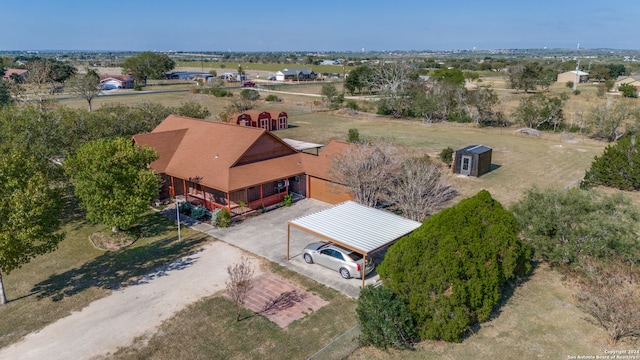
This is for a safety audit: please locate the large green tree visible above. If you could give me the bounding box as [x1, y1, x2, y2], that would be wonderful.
[431, 68, 465, 85]
[66, 69, 101, 112]
[378, 190, 531, 342]
[511, 187, 639, 267]
[0, 146, 64, 304]
[121, 52, 175, 85]
[64, 137, 161, 233]
[507, 62, 543, 93]
[344, 65, 374, 95]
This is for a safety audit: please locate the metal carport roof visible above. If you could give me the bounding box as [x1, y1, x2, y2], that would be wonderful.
[287, 201, 422, 287]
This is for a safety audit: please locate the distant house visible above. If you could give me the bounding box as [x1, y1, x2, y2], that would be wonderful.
[557, 70, 589, 84]
[275, 68, 316, 82]
[99, 74, 134, 89]
[232, 110, 288, 131]
[2, 68, 28, 82]
[453, 145, 493, 177]
[320, 60, 340, 65]
[615, 75, 640, 91]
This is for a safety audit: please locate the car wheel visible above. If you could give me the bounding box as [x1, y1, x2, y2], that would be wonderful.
[303, 253, 313, 264]
[340, 267, 351, 279]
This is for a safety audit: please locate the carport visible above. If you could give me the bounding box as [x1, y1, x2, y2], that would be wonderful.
[287, 201, 422, 288]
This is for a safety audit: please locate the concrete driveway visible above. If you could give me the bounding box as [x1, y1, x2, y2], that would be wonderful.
[206, 199, 381, 298]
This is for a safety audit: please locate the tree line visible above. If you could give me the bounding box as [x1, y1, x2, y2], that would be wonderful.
[342, 62, 639, 141]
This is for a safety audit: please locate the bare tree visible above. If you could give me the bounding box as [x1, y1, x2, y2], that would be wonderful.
[66, 70, 101, 112]
[331, 141, 457, 218]
[587, 99, 638, 142]
[391, 157, 457, 221]
[572, 257, 640, 345]
[330, 141, 398, 207]
[226, 256, 255, 321]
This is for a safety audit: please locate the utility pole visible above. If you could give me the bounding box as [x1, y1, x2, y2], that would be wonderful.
[573, 60, 580, 91]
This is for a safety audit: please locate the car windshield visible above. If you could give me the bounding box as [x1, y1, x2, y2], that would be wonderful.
[347, 252, 362, 261]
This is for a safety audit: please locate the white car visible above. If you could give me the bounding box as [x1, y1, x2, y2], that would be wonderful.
[302, 242, 375, 279]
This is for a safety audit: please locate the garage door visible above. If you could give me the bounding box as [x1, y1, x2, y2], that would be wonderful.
[309, 176, 352, 204]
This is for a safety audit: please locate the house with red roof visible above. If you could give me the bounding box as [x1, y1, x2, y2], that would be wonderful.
[2, 68, 28, 82]
[133, 115, 352, 217]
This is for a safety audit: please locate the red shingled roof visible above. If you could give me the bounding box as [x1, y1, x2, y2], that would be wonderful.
[133, 115, 303, 191]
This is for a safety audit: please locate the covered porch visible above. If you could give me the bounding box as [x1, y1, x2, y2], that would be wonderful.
[164, 174, 306, 217]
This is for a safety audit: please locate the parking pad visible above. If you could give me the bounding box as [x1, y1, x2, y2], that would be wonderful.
[240, 273, 328, 328]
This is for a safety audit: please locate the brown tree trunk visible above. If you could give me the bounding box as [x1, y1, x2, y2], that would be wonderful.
[0, 271, 7, 305]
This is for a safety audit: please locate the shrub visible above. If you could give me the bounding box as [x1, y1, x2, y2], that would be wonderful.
[565, 81, 574, 89]
[204, 88, 232, 97]
[240, 89, 260, 101]
[216, 208, 232, 228]
[133, 84, 143, 91]
[439, 147, 454, 165]
[619, 83, 638, 98]
[446, 110, 472, 123]
[573, 89, 581, 96]
[347, 128, 360, 143]
[190, 205, 208, 220]
[356, 285, 417, 350]
[378, 190, 531, 342]
[210, 208, 221, 226]
[345, 100, 358, 110]
[178, 201, 192, 214]
[282, 194, 293, 207]
[174, 101, 210, 119]
[265, 94, 279, 102]
[571, 256, 640, 345]
[581, 134, 640, 190]
[511, 187, 640, 268]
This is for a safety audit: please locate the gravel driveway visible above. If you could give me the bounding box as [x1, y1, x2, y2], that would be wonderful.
[0, 241, 254, 360]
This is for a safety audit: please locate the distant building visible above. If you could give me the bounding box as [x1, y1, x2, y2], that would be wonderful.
[99, 74, 134, 89]
[231, 110, 288, 131]
[557, 70, 589, 84]
[615, 75, 640, 92]
[275, 68, 316, 82]
[2, 68, 28, 82]
[319, 60, 340, 65]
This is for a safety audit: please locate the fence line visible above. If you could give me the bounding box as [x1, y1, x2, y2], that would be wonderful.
[307, 325, 360, 360]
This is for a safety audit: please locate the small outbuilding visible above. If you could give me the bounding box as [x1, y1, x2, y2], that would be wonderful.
[453, 145, 492, 177]
[557, 70, 589, 84]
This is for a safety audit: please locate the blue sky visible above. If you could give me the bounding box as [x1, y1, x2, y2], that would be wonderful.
[2, 0, 638, 51]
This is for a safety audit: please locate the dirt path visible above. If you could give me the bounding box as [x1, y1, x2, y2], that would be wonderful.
[0, 241, 257, 360]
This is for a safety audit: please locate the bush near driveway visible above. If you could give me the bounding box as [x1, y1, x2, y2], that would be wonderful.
[378, 190, 531, 342]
